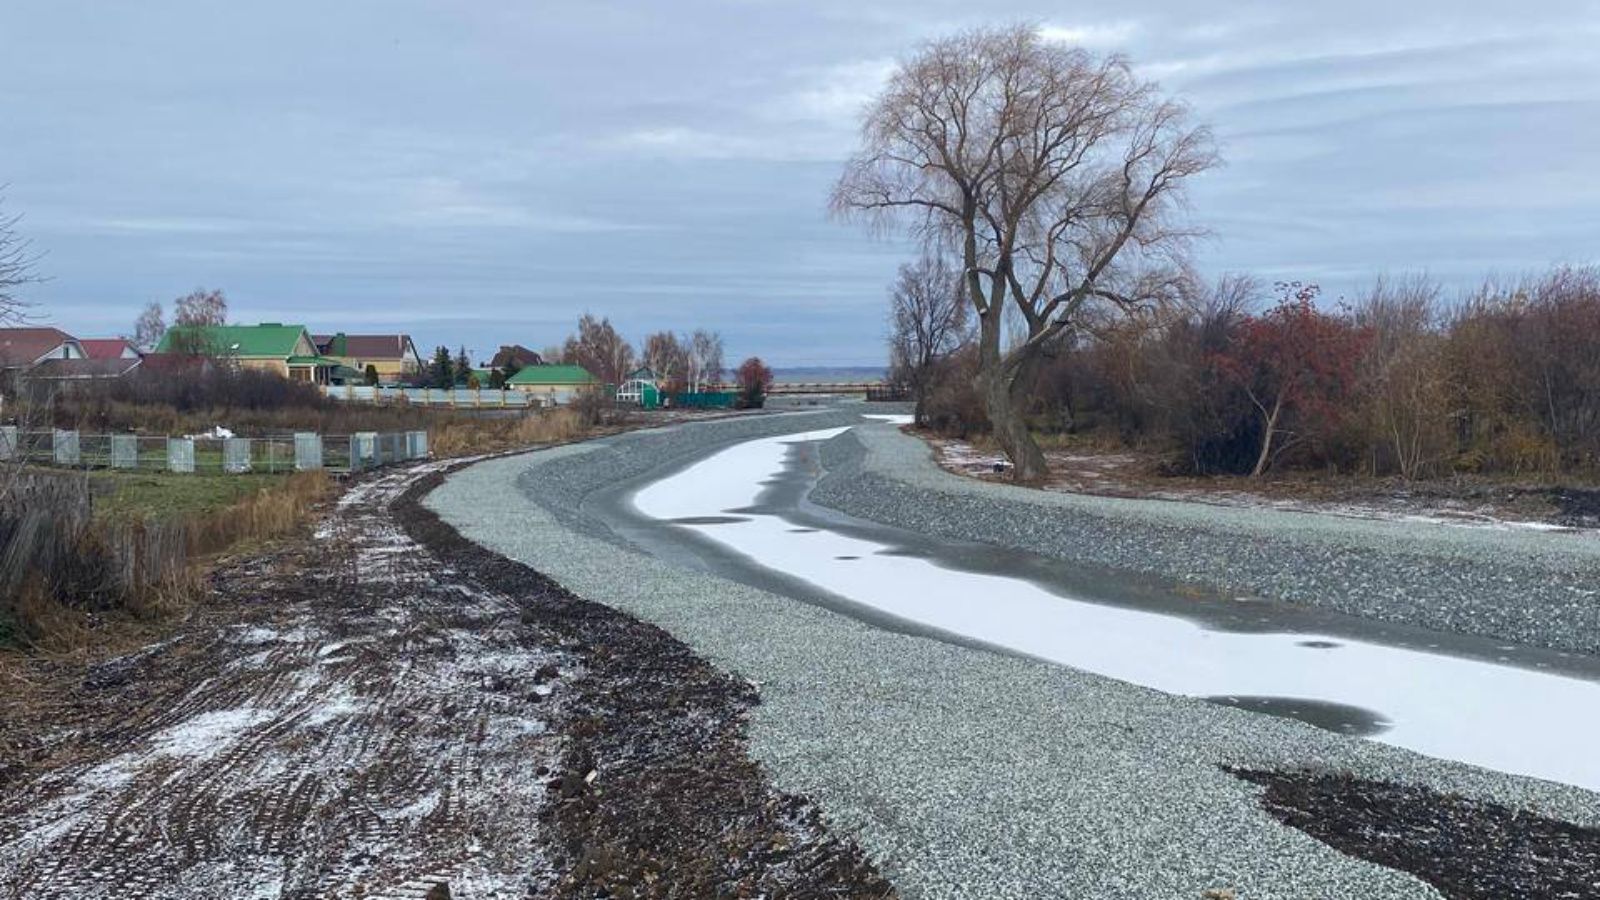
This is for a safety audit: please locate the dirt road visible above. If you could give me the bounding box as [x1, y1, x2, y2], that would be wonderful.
[0, 460, 889, 899]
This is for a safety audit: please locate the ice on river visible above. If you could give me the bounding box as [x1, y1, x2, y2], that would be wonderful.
[633, 424, 1600, 793]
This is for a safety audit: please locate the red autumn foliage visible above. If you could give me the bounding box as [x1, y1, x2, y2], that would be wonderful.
[1210, 283, 1372, 476]
[734, 357, 773, 409]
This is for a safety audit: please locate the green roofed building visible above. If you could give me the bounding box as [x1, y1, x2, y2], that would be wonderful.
[505, 363, 598, 405]
[155, 323, 337, 384]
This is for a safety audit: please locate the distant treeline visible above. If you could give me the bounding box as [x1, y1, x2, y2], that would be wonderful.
[918, 265, 1600, 479]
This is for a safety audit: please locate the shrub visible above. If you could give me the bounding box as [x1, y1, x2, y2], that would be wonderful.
[734, 357, 773, 409]
[920, 347, 987, 437]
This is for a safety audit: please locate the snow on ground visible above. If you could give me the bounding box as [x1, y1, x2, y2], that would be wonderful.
[639, 428, 1600, 793]
[0, 462, 571, 899]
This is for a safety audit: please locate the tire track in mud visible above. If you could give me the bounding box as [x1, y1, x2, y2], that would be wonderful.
[2, 450, 895, 899]
[0, 463, 568, 899]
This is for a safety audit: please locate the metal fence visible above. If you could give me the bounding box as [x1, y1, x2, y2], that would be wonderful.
[0, 427, 430, 475]
[322, 384, 544, 408]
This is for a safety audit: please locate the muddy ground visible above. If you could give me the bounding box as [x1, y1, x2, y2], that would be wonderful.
[1234, 768, 1600, 900]
[0, 460, 891, 899]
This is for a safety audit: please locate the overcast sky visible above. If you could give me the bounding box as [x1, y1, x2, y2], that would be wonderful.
[2, 1, 1597, 366]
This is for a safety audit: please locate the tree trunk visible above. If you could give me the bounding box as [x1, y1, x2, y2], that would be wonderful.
[1251, 396, 1283, 477]
[977, 316, 1047, 483]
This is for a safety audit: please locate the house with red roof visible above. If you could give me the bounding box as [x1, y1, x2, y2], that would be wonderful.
[0, 327, 86, 372]
[76, 338, 141, 361]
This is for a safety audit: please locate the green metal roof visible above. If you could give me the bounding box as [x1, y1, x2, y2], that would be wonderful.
[505, 364, 598, 386]
[155, 323, 311, 357]
[285, 355, 342, 366]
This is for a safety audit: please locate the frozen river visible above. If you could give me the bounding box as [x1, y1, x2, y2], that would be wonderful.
[629, 421, 1600, 793]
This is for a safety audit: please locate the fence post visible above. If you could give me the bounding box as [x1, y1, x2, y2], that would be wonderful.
[53, 429, 80, 467]
[110, 434, 138, 469]
[224, 437, 252, 473]
[351, 432, 373, 469]
[403, 430, 427, 460]
[0, 425, 16, 460]
[168, 437, 195, 473]
[294, 433, 323, 471]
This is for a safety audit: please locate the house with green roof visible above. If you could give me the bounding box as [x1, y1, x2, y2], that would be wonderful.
[505, 363, 599, 405]
[155, 323, 345, 384]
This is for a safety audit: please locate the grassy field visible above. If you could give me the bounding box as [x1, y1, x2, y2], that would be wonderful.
[85, 470, 292, 523]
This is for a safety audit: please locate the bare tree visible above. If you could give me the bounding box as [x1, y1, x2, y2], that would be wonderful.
[0, 193, 39, 328]
[0, 194, 44, 500]
[888, 254, 969, 423]
[688, 329, 724, 393]
[641, 331, 689, 390]
[174, 288, 228, 327]
[131, 301, 166, 353]
[166, 288, 230, 356]
[1352, 274, 1448, 478]
[561, 314, 634, 385]
[833, 25, 1217, 481]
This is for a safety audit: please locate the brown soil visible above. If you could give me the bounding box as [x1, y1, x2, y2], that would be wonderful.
[0, 458, 893, 899]
[1232, 768, 1600, 899]
[398, 466, 895, 899]
[925, 431, 1600, 530]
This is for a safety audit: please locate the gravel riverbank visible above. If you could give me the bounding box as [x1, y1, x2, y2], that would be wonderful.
[812, 423, 1600, 657]
[426, 406, 1600, 898]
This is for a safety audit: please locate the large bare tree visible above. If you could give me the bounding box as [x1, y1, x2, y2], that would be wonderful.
[562, 313, 634, 385]
[165, 288, 230, 356]
[834, 25, 1217, 480]
[131, 301, 167, 352]
[0, 193, 39, 328]
[641, 330, 689, 389]
[0, 194, 42, 497]
[888, 254, 969, 423]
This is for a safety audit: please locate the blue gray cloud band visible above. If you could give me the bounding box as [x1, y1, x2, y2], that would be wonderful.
[2, 1, 1595, 365]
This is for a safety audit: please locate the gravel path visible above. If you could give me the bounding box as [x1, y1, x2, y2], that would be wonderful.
[426, 406, 1600, 899]
[813, 424, 1600, 656]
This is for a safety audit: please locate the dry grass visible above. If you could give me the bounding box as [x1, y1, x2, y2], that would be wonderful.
[430, 408, 589, 457]
[3, 402, 613, 656]
[189, 470, 330, 557]
[956, 428, 1131, 455]
[1, 470, 331, 654]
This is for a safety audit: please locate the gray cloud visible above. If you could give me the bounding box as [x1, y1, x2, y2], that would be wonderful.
[2, 0, 1596, 365]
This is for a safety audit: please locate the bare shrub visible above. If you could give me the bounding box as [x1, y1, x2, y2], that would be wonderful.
[1348, 276, 1452, 478]
[920, 346, 987, 437]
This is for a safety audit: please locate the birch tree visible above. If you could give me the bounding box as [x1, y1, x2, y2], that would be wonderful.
[688, 329, 724, 393]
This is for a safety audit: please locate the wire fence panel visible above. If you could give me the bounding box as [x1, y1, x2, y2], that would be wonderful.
[0, 426, 16, 460]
